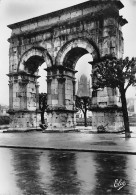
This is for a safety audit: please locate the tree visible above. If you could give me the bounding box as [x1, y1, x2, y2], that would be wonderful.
[75, 95, 92, 127]
[92, 55, 136, 138]
[39, 93, 48, 124]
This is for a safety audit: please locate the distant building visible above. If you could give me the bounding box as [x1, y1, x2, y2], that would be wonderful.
[77, 74, 91, 97]
[0, 105, 9, 116]
[76, 74, 92, 122]
[76, 110, 92, 119]
[127, 98, 135, 116]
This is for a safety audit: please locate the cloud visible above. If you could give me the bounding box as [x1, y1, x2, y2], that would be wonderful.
[5, 0, 42, 21]
[122, 0, 136, 6]
[129, 0, 136, 5]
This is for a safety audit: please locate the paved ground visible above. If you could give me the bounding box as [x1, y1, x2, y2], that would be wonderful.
[0, 148, 135, 195]
[0, 127, 136, 154]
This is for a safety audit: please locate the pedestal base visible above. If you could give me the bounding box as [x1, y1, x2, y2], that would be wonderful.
[46, 110, 76, 131]
[9, 111, 41, 132]
[3, 127, 42, 133]
[92, 110, 123, 132]
[43, 127, 78, 133]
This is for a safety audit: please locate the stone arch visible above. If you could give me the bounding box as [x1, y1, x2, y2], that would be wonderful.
[18, 47, 53, 73]
[56, 38, 100, 67]
[8, 0, 126, 132]
[8, 47, 53, 130]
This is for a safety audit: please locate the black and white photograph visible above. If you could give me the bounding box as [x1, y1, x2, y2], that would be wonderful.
[0, 0, 136, 194]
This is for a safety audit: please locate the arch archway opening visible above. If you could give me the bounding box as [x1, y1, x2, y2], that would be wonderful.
[63, 47, 93, 127]
[38, 63, 47, 94]
[24, 54, 47, 93]
[63, 47, 88, 69]
[37, 62, 48, 125]
[75, 53, 93, 126]
[63, 47, 93, 94]
[75, 54, 93, 96]
[23, 55, 48, 124]
[24, 55, 45, 75]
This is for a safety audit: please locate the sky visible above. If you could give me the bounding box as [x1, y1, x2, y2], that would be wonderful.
[0, 0, 136, 105]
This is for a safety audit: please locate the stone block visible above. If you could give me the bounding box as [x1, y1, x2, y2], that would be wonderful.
[65, 99, 70, 104]
[60, 12, 71, 21]
[20, 24, 29, 32]
[97, 89, 106, 97]
[36, 35, 43, 42]
[70, 10, 82, 19]
[58, 98, 64, 105]
[97, 96, 108, 102]
[103, 27, 109, 37]
[52, 100, 58, 105]
[52, 94, 58, 100]
[38, 20, 48, 27]
[51, 79, 57, 84]
[83, 6, 99, 16]
[30, 22, 38, 30]
[54, 39, 61, 47]
[43, 33, 51, 40]
[104, 18, 116, 27]
[49, 17, 59, 25]
[51, 88, 58, 95]
[12, 28, 21, 35]
[108, 96, 115, 105]
[83, 7, 91, 15]
[46, 42, 52, 49]
[66, 85, 72, 91]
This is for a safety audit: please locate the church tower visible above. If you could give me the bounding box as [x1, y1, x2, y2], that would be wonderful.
[77, 74, 91, 97]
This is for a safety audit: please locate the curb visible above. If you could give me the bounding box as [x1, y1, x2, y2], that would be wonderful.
[0, 145, 136, 155]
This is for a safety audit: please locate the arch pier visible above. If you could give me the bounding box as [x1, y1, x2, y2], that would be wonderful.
[45, 65, 77, 131]
[8, 0, 127, 131]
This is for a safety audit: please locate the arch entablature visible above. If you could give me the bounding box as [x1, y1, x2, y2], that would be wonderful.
[56, 38, 100, 67]
[18, 47, 53, 72]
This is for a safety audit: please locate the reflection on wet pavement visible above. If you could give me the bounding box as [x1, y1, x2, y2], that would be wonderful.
[0, 148, 136, 194]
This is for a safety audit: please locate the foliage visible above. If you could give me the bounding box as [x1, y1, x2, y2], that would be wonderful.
[0, 116, 10, 125]
[75, 95, 92, 127]
[92, 56, 136, 91]
[92, 55, 136, 138]
[39, 93, 48, 124]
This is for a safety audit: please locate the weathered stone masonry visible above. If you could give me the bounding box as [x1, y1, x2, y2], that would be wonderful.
[7, 0, 127, 131]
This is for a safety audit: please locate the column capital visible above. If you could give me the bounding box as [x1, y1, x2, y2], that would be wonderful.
[8, 81, 13, 87]
[35, 84, 40, 88]
[46, 77, 52, 83]
[57, 77, 66, 82]
[72, 80, 76, 84]
[18, 80, 29, 85]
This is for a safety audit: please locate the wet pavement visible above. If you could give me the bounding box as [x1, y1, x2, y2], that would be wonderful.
[0, 148, 136, 195]
[0, 127, 136, 194]
[0, 127, 136, 154]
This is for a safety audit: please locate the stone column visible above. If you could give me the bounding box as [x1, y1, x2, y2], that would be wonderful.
[8, 73, 41, 131]
[72, 79, 77, 126]
[58, 77, 66, 107]
[134, 98, 136, 114]
[18, 81, 28, 110]
[45, 66, 76, 131]
[35, 81, 41, 128]
[35, 82, 40, 110]
[72, 80, 76, 104]
[91, 61, 123, 132]
[46, 77, 52, 108]
[8, 80, 13, 110]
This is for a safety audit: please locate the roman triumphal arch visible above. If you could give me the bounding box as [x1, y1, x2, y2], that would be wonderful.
[7, 0, 127, 131]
